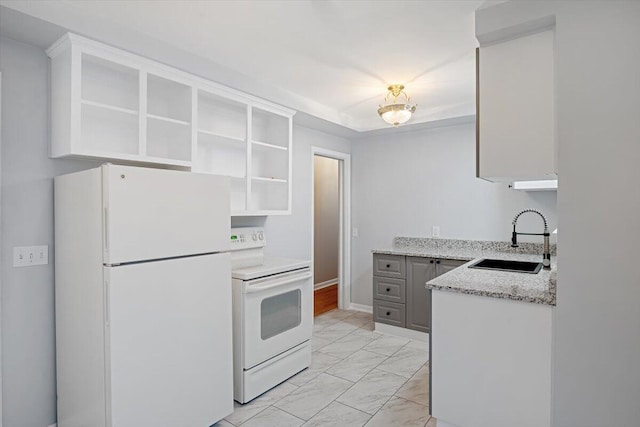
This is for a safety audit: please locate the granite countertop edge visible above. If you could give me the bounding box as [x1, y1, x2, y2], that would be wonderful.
[372, 248, 473, 261]
[372, 238, 557, 306]
[427, 282, 556, 306]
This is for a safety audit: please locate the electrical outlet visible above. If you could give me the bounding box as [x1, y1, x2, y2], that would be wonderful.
[352, 227, 359, 237]
[13, 245, 49, 267]
[432, 226, 440, 238]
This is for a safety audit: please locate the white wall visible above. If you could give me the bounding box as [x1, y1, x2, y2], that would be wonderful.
[350, 123, 557, 306]
[0, 36, 102, 427]
[313, 155, 339, 285]
[477, 2, 640, 426]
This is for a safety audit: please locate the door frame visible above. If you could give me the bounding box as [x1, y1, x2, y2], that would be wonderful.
[0, 70, 4, 427]
[311, 147, 351, 310]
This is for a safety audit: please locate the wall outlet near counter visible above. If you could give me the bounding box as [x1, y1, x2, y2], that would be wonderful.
[432, 226, 441, 238]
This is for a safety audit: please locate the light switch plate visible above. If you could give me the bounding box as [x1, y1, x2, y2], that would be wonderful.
[35, 245, 49, 265]
[13, 245, 49, 267]
[13, 247, 25, 267]
[352, 227, 359, 237]
[432, 226, 440, 238]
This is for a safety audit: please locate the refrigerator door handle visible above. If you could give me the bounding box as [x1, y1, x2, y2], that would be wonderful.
[104, 207, 109, 252]
[104, 280, 110, 326]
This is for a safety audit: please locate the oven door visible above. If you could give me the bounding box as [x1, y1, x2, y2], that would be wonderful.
[242, 268, 312, 369]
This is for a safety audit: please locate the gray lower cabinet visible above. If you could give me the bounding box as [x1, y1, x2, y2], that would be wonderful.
[373, 254, 466, 333]
[373, 300, 406, 328]
[436, 258, 466, 276]
[372, 254, 406, 326]
[406, 257, 437, 333]
[373, 276, 406, 304]
[373, 254, 406, 278]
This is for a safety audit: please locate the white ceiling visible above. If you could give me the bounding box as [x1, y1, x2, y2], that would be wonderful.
[1, 0, 485, 132]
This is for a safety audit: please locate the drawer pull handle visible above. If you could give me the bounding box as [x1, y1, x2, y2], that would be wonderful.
[386, 287, 390, 292]
[386, 264, 391, 268]
[386, 311, 391, 316]
[436, 260, 441, 264]
[430, 260, 434, 264]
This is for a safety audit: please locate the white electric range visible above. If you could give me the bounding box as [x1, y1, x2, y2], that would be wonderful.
[230, 227, 312, 403]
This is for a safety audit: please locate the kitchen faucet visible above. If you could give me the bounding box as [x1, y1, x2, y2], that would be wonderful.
[511, 209, 551, 270]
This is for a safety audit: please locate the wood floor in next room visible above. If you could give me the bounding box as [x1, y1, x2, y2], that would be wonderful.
[215, 309, 437, 427]
[314, 284, 338, 316]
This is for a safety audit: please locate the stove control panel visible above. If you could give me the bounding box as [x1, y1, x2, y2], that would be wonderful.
[230, 227, 266, 250]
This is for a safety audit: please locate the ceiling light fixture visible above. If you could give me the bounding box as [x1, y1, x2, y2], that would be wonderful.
[378, 84, 417, 127]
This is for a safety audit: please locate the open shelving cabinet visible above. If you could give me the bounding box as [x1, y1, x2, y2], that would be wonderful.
[48, 33, 295, 215]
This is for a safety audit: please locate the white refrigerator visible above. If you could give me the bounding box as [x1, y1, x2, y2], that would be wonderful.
[54, 164, 233, 427]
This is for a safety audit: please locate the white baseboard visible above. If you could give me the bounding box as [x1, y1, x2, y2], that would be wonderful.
[48, 423, 57, 427]
[374, 322, 429, 342]
[348, 303, 373, 314]
[314, 278, 338, 290]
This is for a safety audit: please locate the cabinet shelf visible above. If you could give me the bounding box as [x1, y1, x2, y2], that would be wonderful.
[143, 156, 192, 167]
[251, 176, 287, 183]
[251, 140, 288, 151]
[147, 117, 191, 161]
[147, 114, 190, 126]
[198, 129, 245, 143]
[81, 99, 138, 116]
[81, 103, 138, 155]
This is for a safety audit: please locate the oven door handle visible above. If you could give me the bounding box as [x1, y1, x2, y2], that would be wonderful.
[245, 273, 312, 294]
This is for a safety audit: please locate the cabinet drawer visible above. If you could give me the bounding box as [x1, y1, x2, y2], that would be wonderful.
[373, 254, 406, 279]
[373, 300, 406, 328]
[373, 277, 406, 303]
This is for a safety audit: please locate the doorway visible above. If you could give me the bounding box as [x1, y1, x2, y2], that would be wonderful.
[311, 147, 351, 315]
[0, 71, 4, 425]
[313, 155, 339, 315]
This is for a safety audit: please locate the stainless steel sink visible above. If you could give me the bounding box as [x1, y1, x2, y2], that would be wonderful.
[468, 258, 543, 274]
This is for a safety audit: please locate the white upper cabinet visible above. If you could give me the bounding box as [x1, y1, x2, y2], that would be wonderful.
[249, 107, 291, 214]
[48, 33, 295, 215]
[477, 29, 556, 182]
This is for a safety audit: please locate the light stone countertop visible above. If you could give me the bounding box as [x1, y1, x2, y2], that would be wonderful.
[372, 237, 557, 306]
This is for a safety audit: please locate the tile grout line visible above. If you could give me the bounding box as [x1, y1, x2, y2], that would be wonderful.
[229, 380, 300, 426]
[360, 360, 421, 424]
[272, 371, 356, 423]
[268, 405, 307, 426]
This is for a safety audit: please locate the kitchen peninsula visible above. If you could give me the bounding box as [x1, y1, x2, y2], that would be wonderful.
[416, 237, 556, 427]
[372, 237, 556, 427]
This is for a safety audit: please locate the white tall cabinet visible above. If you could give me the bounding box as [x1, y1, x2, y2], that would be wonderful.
[477, 29, 557, 182]
[48, 33, 294, 215]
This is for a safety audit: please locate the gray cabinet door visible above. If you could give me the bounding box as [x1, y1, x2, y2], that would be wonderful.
[406, 257, 437, 333]
[435, 258, 467, 277]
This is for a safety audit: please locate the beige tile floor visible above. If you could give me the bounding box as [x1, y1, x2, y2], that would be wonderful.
[215, 309, 437, 427]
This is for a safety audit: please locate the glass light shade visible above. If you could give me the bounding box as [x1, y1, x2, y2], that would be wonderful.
[378, 103, 416, 126]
